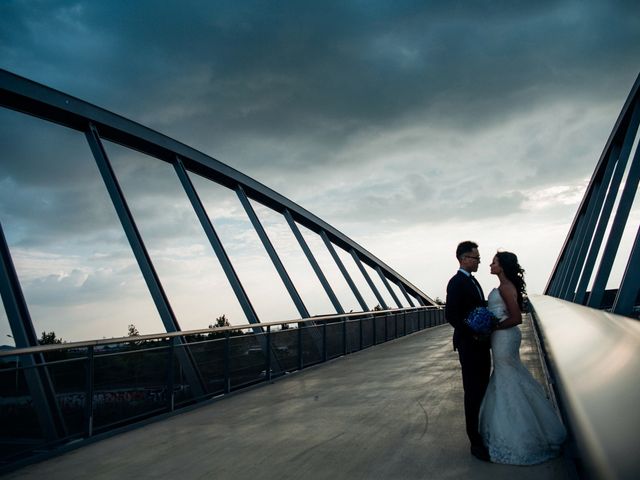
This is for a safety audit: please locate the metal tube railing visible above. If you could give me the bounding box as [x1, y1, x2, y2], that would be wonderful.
[0, 306, 445, 471]
[530, 294, 640, 480]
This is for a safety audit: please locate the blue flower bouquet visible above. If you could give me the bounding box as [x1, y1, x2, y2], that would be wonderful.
[465, 307, 497, 336]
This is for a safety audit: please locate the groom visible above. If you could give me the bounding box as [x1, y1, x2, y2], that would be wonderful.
[445, 241, 491, 461]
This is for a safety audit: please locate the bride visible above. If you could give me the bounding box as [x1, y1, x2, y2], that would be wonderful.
[479, 251, 566, 465]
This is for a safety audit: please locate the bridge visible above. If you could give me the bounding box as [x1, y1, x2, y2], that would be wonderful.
[1, 69, 639, 479]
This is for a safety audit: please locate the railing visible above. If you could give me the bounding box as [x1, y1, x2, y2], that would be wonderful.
[0, 306, 445, 470]
[530, 294, 640, 480]
[0, 68, 440, 469]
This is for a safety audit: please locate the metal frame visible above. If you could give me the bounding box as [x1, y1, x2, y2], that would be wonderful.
[530, 294, 640, 480]
[284, 209, 344, 314]
[0, 222, 65, 441]
[546, 72, 640, 317]
[0, 68, 435, 306]
[320, 230, 369, 311]
[86, 125, 206, 398]
[236, 185, 310, 319]
[173, 157, 261, 327]
[0, 69, 444, 468]
[350, 249, 388, 310]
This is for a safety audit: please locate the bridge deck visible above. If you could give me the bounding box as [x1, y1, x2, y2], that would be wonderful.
[6, 318, 574, 480]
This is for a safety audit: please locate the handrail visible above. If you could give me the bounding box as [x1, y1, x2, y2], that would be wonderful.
[0, 305, 440, 357]
[530, 294, 640, 480]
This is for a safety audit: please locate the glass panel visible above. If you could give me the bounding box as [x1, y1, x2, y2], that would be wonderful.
[387, 314, 397, 339]
[0, 295, 13, 348]
[229, 332, 266, 389]
[188, 337, 226, 396]
[325, 322, 344, 359]
[105, 142, 245, 331]
[345, 319, 360, 353]
[374, 316, 385, 344]
[190, 175, 300, 323]
[0, 109, 161, 341]
[301, 324, 323, 366]
[0, 357, 45, 463]
[271, 328, 298, 373]
[361, 317, 374, 348]
[44, 350, 87, 437]
[92, 344, 171, 431]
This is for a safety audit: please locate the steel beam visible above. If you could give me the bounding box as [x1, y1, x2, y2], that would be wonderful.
[398, 283, 416, 307]
[320, 230, 368, 311]
[351, 249, 388, 310]
[173, 158, 261, 328]
[569, 147, 618, 303]
[546, 72, 640, 296]
[236, 185, 310, 319]
[85, 125, 205, 398]
[588, 113, 640, 308]
[376, 266, 403, 308]
[0, 69, 434, 306]
[557, 179, 603, 300]
[0, 222, 64, 441]
[284, 209, 344, 314]
[612, 225, 640, 316]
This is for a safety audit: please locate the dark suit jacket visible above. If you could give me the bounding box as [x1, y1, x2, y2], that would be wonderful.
[445, 270, 486, 350]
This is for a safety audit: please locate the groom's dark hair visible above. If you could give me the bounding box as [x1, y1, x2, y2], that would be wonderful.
[456, 241, 478, 259]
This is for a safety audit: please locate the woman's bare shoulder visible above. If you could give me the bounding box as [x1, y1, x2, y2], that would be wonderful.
[498, 282, 518, 298]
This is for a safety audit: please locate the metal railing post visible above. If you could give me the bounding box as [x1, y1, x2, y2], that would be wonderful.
[343, 317, 347, 355]
[224, 332, 231, 394]
[322, 321, 327, 362]
[298, 324, 303, 370]
[166, 338, 176, 411]
[84, 346, 94, 437]
[266, 327, 272, 380]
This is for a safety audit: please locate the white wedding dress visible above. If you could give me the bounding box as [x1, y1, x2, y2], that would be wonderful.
[479, 288, 566, 465]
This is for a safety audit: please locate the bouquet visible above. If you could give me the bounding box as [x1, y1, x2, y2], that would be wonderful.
[465, 307, 498, 336]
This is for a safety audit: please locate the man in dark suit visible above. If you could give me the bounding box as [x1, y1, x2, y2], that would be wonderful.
[445, 241, 491, 461]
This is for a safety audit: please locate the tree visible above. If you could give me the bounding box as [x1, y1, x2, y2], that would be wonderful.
[209, 314, 230, 329]
[127, 324, 140, 337]
[39, 331, 63, 345]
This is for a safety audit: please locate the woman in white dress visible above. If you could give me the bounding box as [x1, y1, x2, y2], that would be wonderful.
[479, 251, 566, 465]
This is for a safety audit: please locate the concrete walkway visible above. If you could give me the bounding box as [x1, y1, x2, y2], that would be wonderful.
[6, 318, 574, 480]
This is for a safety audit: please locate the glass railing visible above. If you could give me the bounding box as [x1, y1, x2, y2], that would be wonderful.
[0, 306, 445, 470]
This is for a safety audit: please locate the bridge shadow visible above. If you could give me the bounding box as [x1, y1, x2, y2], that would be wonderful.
[5, 321, 574, 480]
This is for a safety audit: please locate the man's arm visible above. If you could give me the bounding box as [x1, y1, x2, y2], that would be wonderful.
[445, 277, 467, 329]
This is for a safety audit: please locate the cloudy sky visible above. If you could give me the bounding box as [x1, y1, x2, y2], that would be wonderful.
[1, 1, 639, 343]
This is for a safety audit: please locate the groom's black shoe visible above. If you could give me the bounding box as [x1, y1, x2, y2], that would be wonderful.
[470, 444, 491, 462]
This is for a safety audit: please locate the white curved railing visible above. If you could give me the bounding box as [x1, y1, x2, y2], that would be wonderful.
[531, 294, 640, 480]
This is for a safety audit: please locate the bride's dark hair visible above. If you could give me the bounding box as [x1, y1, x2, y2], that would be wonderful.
[496, 251, 526, 309]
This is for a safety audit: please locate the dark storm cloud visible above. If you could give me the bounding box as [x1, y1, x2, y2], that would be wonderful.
[1, 0, 639, 233]
[3, 1, 639, 158]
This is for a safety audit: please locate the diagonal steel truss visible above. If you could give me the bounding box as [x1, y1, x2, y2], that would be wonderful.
[546, 72, 640, 317]
[0, 69, 437, 442]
